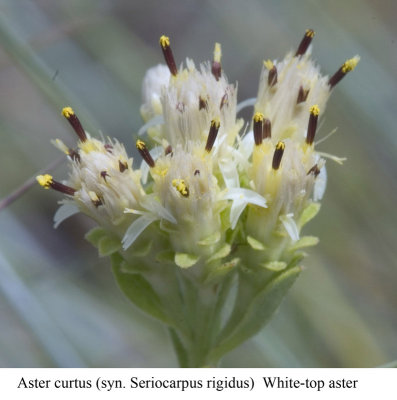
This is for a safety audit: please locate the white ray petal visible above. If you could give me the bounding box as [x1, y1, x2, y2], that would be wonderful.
[314, 165, 327, 201]
[141, 196, 177, 224]
[223, 188, 267, 209]
[137, 115, 164, 136]
[53, 203, 79, 228]
[280, 213, 299, 242]
[219, 159, 239, 189]
[236, 97, 257, 113]
[122, 214, 158, 250]
[230, 198, 247, 229]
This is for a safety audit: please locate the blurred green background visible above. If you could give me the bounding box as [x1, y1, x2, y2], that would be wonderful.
[0, 0, 396, 367]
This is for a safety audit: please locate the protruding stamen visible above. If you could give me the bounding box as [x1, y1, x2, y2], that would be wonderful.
[199, 96, 207, 110]
[328, 56, 360, 89]
[272, 142, 285, 170]
[220, 93, 228, 109]
[119, 160, 128, 172]
[307, 164, 320, 177]
[205, 118, 221, 152]
[268, 66, 277, 87]
[253, 112, 264, 145]
[101, 171, 110, 181]
[176, 102, 185, 113]
[165, 145, 173, 156]
[306, 105, 320, 145]
[211, 42, 222, 81]
[104, 144, 113, 153]
[194, 169, 200, 176]
[69, 149, 80, 162]
[53, 138, 81, 161]
[136, 140, 155, 168]
[36, 174, 76, 196]
[263, 118, 271, 139]
[172, 179, 189, 197]
[295, 29, 315, 57]
[264, 60, 277, 87]
[159, 35, 178, 76]
[62, 107, 87, 142]
[89, 191, 103, 207]
[297, 86, 310, 104]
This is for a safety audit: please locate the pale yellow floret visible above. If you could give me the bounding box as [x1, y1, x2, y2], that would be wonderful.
[159, 35, 170, 48]
[264, 60, 274, 70]
[211, 118, 221, 128]
[172, 179, 189, 197]
[88, 191, 100, 202]
[136, 139, 146, 150]
[341, 56, 360, 73]
[310, 104, 320, 116]
[79, 140, 99, 153]
[253, 112, 264, 122]
[153, 167, 169, 177]
[213, 43, 222, 63]
[62, 107, 74, 118]
[54, 139, 69, 155]
[36, 174, 53, 189]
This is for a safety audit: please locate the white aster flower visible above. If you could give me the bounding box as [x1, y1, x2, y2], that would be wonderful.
[40, 107, 145, 236]
[140, 64, 170, 122]
[38, 31, 359, 270]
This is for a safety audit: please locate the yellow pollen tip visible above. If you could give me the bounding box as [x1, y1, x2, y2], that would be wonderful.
[341, 56, 360, 73]
[305, 29, 315, 38]
[159, 35, 170, 48]
[172, 179, 189, 197]
[62, 107, 74, 118]
[136, 139, 146, 150]
[276, 141, 285, 151]
[253, 112, 264, 122]
[211, 118, 221, 128]
[310, 105, 320, 116]
[264, 59, 274, 70]
[36, 174, 53, 188]
[213, 42, 222, 63]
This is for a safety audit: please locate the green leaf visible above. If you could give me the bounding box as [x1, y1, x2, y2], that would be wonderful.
[207, 244, 231, 264]
[85, 227, 107, 247]
[155, 250, 175, 263]
[204, 258, 239, 284]
[175, 253, 199, 268]
[169, 328, 189, 368]
[209, 265, 301, 363]
[247, 236, 266, 251]
[131, 239, 152, 257]
[289, 236, 319, 251]
[299, 202, 320, 228]
[262, 261, 287, 271]
[98, 234, 121, 256]
[198, 231, 221, 246]
[111, 253, 170, 324]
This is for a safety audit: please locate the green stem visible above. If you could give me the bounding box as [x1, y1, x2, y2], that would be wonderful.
[169, 275, 235, 367]
[169, 328, 189, 368]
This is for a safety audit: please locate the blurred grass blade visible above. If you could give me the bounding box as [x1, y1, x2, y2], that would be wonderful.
[0, 252, 86, 367]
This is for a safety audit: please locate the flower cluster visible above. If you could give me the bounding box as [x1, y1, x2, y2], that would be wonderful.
[37, 30, 358, 366]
